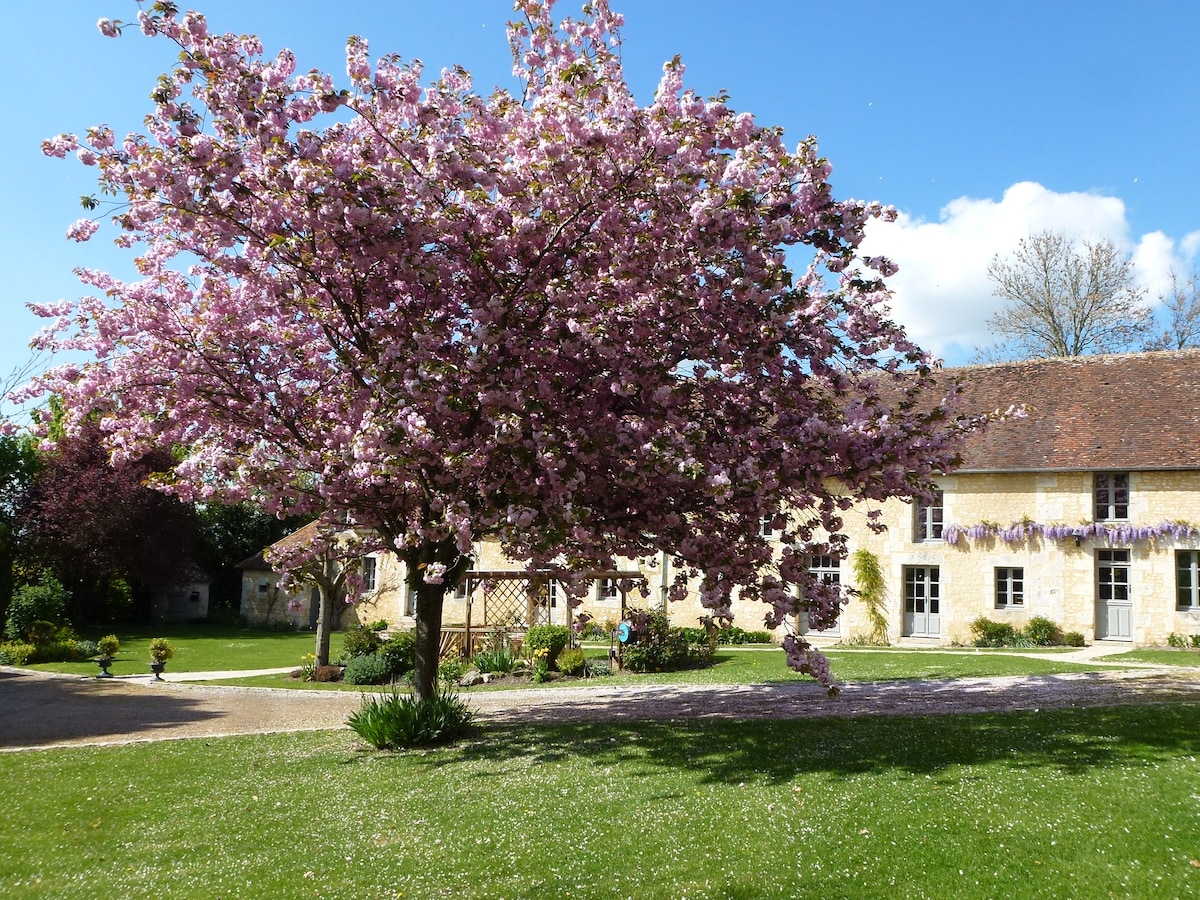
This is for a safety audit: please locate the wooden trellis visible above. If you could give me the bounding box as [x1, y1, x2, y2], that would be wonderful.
[438, 569, 646, 659]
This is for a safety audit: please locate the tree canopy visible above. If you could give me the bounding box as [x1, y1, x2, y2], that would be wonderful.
[977, 230, 1152, 361]
[29, 0, 977, 698]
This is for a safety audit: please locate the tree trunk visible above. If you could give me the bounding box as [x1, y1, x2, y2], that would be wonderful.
[313, 583, 334, 667]
[412, 579, 445, 702]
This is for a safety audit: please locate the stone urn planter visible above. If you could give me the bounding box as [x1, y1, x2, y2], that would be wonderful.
[95, 635, 120, 679]
[148, 637, 174, 681]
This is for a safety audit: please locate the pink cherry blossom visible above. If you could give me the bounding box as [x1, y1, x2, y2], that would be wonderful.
[65, 219, 99, 242]
[30, 0, 981, 699]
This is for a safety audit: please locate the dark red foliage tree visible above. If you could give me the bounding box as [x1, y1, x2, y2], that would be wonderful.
[18, 419, 201, 622]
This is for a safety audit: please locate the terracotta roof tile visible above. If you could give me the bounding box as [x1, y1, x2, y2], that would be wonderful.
[945, 350, 1200, 472]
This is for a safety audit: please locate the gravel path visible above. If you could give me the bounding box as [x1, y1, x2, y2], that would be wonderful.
[3, 664, 1198, 751]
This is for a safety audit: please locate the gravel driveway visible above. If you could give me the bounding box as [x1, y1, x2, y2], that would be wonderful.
[3, 665, 1198, 751]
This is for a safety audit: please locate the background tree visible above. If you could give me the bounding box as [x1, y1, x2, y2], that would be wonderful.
[31, 0, 979, 700]
[0, 432, 39, 625]
[1144, 272, 1200, 351]
[976, 230, 1152, 361]
[267, 523, 388, 667]
[194, 501, 310, 614]
[17, 418, 201, 623]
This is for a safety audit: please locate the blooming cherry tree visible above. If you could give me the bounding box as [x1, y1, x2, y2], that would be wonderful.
[30, 0, 976, 699]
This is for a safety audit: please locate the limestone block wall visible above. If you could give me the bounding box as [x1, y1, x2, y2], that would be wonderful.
[246, 466, 1200, 648]
[832, 469, 1200, 647]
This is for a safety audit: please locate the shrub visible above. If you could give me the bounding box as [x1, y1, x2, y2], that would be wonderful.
[556, 647, 586, 676]
[0, 641, 36, 665]
[380, 631, 416, 678]
[1023, 616, 1061, 647]
[713, 626, 773, 645]
[621, 609, 712, 673]
[347, 687, 475, 750]
[1062, 631, 1086, 648]
[583, 618, 618, 640]
[28, 640, 87, 664]
[524, 624, 570, 668]
[75, 639, 99, 659]
[970, 617, 1021, 648]
[96, 634, 121, 657]
[1192, 634, 1200, 650]
[1167, 632, 1186, 648]
[149, 638, 174, 663]
[438, 656, 468, 685]
[4, 578, 69, 641]
[584, 660, 612, 677]
[343, 652, 392, 685]
[341, 624, 383, 660]
[26, 620, 60, 646]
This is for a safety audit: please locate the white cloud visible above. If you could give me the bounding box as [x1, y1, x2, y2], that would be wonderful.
[860, 181, 1195, 364]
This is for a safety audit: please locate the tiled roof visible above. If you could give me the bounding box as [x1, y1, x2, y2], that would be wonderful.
[946, 350, 1200, 472]
[236, 520, 322, 571]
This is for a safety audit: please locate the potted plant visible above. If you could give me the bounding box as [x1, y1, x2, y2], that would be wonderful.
[95, 634, 120, 678]
[148, 637, 174, 680]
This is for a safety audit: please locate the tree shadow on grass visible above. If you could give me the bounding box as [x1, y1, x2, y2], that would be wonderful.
[445, 701, 1200, 787]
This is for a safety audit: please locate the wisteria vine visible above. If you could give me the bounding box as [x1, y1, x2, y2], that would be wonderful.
[943, 519, 1200, 547]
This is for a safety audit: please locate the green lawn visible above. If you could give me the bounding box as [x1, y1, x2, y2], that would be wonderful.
[1098, 648, 1200, 668]
[200, 646, 1127, 691]
[28, 623, 344, 676]
[2, 703, 1197, 899]
[24, 626, 1139, 688]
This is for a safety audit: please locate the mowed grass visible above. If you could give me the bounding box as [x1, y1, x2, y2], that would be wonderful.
[25, 624, 1142, 688]
[203, 645, 1131, 690]
[1100, 648, 1200, 668]
[27, 624, 345, 676]
[1, 703, 1197, 899]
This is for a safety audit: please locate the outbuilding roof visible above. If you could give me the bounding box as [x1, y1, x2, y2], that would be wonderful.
[947, 350, 1200, 472]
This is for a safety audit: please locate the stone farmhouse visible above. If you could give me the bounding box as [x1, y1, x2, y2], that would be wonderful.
[241, 350, 1200, 649]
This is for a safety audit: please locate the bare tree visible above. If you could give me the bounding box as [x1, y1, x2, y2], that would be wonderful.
[975, 230, 1152, 360]
[1144, 272, 1200, 351]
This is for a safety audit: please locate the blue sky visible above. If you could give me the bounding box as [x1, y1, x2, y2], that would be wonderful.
[4, 0, 1200, 398]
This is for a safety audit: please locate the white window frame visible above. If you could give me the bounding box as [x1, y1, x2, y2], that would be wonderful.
[1176, 551, 1200, 610]
[808, 555, 841, 585]
[360, 556, 377, 593]
[995, 566, 1024, 608]
[914, 490, 944, 542]
[598, 577, 619, 601]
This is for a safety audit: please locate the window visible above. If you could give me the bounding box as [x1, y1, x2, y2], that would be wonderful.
[1094, 473, 1129, 520]
[1177, 551, 1200, 609]
[598, 577, 619, 601]
[995, 567, 1024, 607]
[360, 556, 377, 593]
[914, 490, 944, 541]
[761, 514, 776, 537]
[455, 577, 471, 601]
[799, 556, 841, 636]
[808, 555, 841, 585]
